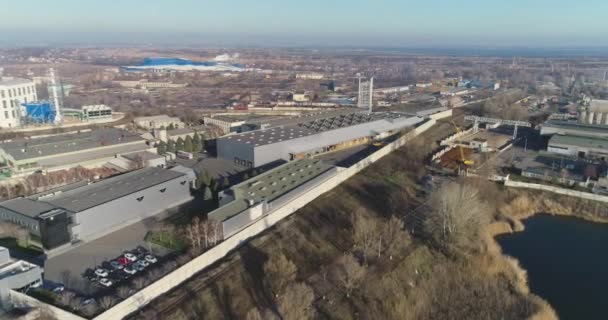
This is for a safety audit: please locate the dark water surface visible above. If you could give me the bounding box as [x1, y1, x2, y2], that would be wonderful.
[497, 214, 608, 320]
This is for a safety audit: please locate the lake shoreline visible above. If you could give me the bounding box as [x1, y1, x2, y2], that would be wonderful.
[486, 188, 608, 320]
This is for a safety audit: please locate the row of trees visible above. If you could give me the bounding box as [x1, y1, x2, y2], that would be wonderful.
[156, 132, 204, 155]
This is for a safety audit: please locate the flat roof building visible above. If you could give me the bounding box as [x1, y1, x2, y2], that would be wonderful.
[0, 247, 42, 299]
[0, 166, 195, 250]
[217, 111, 423, 167]
[548, 135, 608, 159]
[209, 159, 337, 238]
[0, 77, 37, 129]
[540, 120, 608, 139]
[0, 128, 151, 174]
[134, 115, 184, 130]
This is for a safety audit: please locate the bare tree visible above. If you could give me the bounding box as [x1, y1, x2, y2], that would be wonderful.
[423, 181, 491, 250]
[330, 254, 366, 297]
[116, 285, 130, 299]
[263, 253, 297, 297]
[245, 308, 263, 320]
[99, 296, 116, 310]
[351, 210, 377, 263]
[277, 282, 315, 320]
[132, 276, 147, 290]
[57, 290, 76, 307]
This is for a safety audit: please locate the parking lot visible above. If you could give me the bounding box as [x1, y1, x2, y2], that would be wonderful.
[43, 219, 161, 295]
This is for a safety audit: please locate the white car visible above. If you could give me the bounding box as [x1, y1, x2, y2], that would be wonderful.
[123, 267, 137, 275]
[124, 253, 138, 262]
[94, 269, 108, 278]
[144, 255, 157, 264]
[99, 278, 112, 287]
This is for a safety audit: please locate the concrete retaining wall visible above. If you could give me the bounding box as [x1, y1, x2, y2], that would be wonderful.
[505, 179, 608, 203]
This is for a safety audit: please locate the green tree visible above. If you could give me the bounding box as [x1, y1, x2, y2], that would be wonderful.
[156, 141, 167, 155]
[167, 140, 176, 153]
[167, 123, 175, 130]
[243, 173, 250, 181]
[176, 137, 185, 151]
[192, 132, 202, 152]
[184, 135, 194, 152]
[222, 176, 230, 188]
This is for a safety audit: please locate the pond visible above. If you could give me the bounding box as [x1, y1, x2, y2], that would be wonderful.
[497, 214, 608, 320]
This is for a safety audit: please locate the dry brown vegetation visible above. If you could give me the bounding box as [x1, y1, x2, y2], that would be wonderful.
[131, 121, 567, 320]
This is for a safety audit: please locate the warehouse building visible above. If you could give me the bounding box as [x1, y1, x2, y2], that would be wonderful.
[217, 112, 423, 167]
[0, 166, 195, 250]
[540, 120, 608, 139]
[547, 135, 608, 159]
[134, 115, 184, 130]
[209, 159, 337, 239]
[0, 128, 151, 174]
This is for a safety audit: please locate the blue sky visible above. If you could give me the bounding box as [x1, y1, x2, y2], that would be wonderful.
[1, 0, 607, 47]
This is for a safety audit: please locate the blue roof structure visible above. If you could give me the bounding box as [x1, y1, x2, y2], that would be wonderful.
[122, 57, 245, 72]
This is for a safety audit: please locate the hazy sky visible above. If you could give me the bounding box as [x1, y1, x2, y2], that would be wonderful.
[1, 0, 608, 47]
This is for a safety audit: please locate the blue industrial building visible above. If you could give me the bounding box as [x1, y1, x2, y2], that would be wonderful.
[122, 57, 245, 72]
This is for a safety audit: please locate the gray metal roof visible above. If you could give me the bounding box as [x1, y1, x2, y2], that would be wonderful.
[221, 112, 417, 147]
[0, 128, 145, 161]
[209, 159, 334, 222]
[244, 108, 361, 127]
[0, 198, 58, 218]
[549, 135, 608, 150]
[542, 121, 608, 135]
[45, 166, 188, 212]
[122, 151, 165, 162]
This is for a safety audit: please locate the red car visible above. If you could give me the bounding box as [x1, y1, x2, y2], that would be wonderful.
[117, 257, 130, 266]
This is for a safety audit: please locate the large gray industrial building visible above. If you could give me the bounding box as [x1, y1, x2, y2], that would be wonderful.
[217, 111, 423, 167]
[0, 128, 151, 174]
[209, 159, 337, 239]
[0, 166, 195, 250]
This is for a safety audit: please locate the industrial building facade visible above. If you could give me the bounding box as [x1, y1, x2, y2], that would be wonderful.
[0, 166, 195, 250]
[0, 77, 37, 128]
[209, 159, 337, 239]
[0, 128, 151, 174]
[548, 135, 608, 159]
[217, 112, 423, 167]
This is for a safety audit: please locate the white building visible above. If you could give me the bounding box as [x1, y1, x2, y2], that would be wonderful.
[0, 78, 37, 128]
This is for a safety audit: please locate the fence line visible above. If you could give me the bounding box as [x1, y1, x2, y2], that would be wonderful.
[504, 179, 608, 203]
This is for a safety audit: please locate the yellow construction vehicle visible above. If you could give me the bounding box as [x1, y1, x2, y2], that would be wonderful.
[450, 121, 475, 166]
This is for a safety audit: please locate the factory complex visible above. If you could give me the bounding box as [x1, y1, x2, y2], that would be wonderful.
[0, 166, 195, 250]
[217, 111, 423, 167]
[0, 128, 152, 174]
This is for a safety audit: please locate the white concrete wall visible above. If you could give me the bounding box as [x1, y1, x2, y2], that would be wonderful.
[505, 179, 608, 203]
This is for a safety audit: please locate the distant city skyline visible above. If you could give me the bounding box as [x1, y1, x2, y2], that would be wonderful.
[1, 0, 608, 47]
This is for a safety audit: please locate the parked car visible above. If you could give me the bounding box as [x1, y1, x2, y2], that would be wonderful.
[82, 298, 96, 306]
[144, 255, 157, 264]
[101, 261, 112, 270]
[83, 269, 96, 280]
[95, 269, 109, 278]
[124, 253, 138, 262]
[117, 257, 130, 266]
[51, 285, 65, 294]
[123, 267, 137, 275]
[137, 260, 149, 268]
[135, 246, 149, 257]
[99, 278, 113, 287]
[110, 260, 124, 270]
[133, 262, 145, 272]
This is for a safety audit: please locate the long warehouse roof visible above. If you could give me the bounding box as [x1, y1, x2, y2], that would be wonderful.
[0, 166, 191, 217]
[222, 112, 417, 147]
[0, 129, 145, 161]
